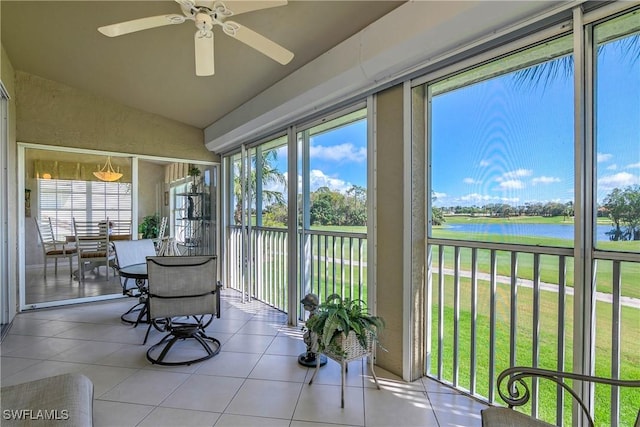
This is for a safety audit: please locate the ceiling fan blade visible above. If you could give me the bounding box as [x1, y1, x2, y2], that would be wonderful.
[98, 14, 185, 37]
[195, 31, 215, 76]
[226, 1, 288, 16]
[225, 21, 293, 65]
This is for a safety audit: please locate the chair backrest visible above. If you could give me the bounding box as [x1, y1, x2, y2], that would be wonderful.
[113, 239, 157, 287]
[157, 217, 168, 240]
[35, 217, 59, 252]
[73, 218, 110, 253]
[146, 255, 218, 319]
[110, 220, 132, 239]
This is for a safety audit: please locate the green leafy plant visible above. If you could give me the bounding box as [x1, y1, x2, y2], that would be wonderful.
[305, 293, 384, 356]
[138, 214, 160, 239]
[188, 166, 201, 177]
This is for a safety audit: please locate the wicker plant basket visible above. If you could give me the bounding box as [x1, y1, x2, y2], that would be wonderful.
[324, 329, 375, 363]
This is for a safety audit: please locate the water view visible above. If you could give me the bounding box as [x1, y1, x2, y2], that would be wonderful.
[441, 222, 614, 241]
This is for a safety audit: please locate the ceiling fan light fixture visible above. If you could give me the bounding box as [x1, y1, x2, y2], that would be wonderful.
[93, 156, 123, 182]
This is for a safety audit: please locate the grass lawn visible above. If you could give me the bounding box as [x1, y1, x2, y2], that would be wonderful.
[432, 273, 640, 426]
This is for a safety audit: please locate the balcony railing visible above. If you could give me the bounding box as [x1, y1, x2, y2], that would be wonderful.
[225, 226, 367, 314]
[226, 226, 638, 425]
[426, 238, 640, 426]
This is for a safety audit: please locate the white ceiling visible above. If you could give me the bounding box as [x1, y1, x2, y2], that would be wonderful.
[1, 0, 404, 129]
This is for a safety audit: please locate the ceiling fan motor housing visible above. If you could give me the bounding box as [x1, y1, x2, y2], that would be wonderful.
[195, 12, 213, 32]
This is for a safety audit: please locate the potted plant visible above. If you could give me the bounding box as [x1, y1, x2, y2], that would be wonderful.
[138, 214, 160, 239]
[188, 166, 201, 193]
[305, 293, 384, 358]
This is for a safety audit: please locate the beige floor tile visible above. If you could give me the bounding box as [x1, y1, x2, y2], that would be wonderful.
[215, 414, 290, 427]
[265, 335, 307, 356]
[138, 406, 219, 426]
[294, 382, 365, 426]
[249, 354, 309, 382]
[0, 334, 46, 354]
[222, 333, 275, 354]
[195, 351, 262, 378]
[304, 357, 365, 388]
[76, 364, 139, 396]
[237, 320, 285, 336]
[50, 340, 127, 363]
[6, 318, 82, 337]
[226, 378, 302, 419]
[364, 386, 436, 427]
[98, 369, 190, 405]
[0, 356, 41, 378]
[94, 344, 150, 369]
[162, 374, 244, 412]
[93, 400, 154, 427]
[1, 360, 85, 386]
[428, 391, 487, 426]
[2, 336, 85, 359]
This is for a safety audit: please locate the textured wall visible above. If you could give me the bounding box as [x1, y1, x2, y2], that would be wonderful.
[15, 72, 215, 162]
[1, 44, 19, 321]
[375, 84, 405, 376]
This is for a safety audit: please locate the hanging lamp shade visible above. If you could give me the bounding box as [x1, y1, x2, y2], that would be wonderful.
[93, 156, 123, 182]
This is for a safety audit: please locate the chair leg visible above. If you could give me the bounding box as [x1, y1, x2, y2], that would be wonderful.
[341, 361, 346, 408]
[68, 256, 73, 277]
[54, 258, 58, 275]
[369, 355, 380, 390]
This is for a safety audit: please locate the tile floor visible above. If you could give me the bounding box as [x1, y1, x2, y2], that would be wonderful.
[25, 263, 122, 306]
[1, 290, 488, 426]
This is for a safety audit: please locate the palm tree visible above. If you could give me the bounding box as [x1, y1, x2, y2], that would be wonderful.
[233, 149, 286, 225]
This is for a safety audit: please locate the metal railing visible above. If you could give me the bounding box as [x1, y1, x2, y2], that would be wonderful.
[225, 226, 367, 314]
[426, 238, 640, 426]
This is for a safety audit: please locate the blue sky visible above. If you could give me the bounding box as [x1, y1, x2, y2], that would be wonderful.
[267, 37, 638, 207]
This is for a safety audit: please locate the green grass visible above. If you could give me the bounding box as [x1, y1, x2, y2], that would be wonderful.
[432, 274, 640, 426]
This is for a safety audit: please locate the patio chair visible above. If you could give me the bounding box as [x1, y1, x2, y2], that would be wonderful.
[34, 217, 76, 278]
[144, 255, 221, 366]
[73, 218, 115, 282]
[481, 366, 640, 426]
[113, 239, 156, 325]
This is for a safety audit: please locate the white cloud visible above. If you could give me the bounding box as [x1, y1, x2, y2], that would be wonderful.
[607, 164, 618, 171]
[460, 193, 493, 202]
[309, 169, 351, 193]
[479, 160, 490, 167]
[502, 169, 533, 179]
[499, 179, 525, 189]
[463, 177, 481, 184]
[626, 162, 640, 169]
[597, 152, 613, 163]
[598, 172, 639, 191]
[309, 143, 366, 163]
[432, 191, 447, 200]
[531, 176, 561, 185]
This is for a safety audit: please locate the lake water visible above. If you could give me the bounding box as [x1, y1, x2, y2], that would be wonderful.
[441, 222, 614, 241]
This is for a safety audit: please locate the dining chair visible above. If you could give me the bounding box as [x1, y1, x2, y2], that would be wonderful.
[144, 255, 221, 366]
[112, 239, 156, 324]
[72, 218, 115, 282]
[34, 217, 77, 278]
[110, 219, 132, 241]
[153, 216, 169, 254]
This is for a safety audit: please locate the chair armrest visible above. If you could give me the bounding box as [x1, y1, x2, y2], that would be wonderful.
[496, 366, 640, 427]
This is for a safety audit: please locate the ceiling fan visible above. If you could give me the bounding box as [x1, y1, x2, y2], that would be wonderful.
[98, 0, 294, 76]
